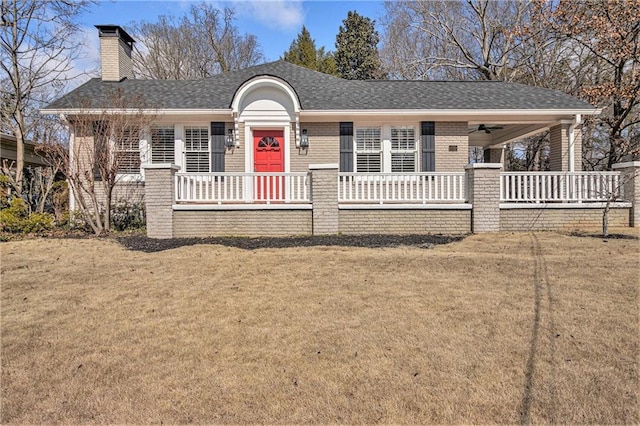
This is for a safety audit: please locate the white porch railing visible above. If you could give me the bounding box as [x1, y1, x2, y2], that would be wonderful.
[338, 172, 467, 204]
[175, 172, 310, 203]
[500, 171, 623, 202]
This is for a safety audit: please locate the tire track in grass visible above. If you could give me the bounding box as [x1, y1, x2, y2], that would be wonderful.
[520, 233, 558, 424]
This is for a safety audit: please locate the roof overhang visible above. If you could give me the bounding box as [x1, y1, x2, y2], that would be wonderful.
[40, 107, 601, 121]
[300, 108, 601, 121]
[40, 108, 233, 115]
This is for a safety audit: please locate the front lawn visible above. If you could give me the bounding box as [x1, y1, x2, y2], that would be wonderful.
[1, 231, 638, 423]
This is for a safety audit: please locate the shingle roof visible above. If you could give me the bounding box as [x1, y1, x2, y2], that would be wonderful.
[45, 60, 595, 111]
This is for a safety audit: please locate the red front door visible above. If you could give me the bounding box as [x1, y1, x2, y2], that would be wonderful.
[254, 130, 284, 201]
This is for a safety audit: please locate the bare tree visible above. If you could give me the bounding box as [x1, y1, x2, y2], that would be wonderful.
[0, 0, 92, 196]
[381, 0, 531, 81]
[132, 3, 264, 79]
[381, 0, 639, 171]
[540, 0, 640, 169]
[39, 90, 155, 235]
[0, 118, 64, 214]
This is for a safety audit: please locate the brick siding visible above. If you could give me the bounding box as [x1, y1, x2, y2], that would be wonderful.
[549, 124, 582, 172]
[291, 123, 340, 172]
[225, 122, 245, 173]
[100, 37, 132, 81]
[173, 210, 312, 237]
[500, 207, 629, 231]
[310, 165, 339, 234]
[466, 165, 501, 232]
[435, 122, 469, 172]
[144, 167, 177, 238]
[339, 209, 471, 234]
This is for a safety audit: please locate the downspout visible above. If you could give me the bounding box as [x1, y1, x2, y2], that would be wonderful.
[568, 114, 581, 172]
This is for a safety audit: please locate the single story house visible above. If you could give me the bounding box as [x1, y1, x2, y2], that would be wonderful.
[42, 25, 639, 237]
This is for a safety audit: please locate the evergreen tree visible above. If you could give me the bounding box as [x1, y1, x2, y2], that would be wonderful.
[282, 26, 337, 75]
[335, 11, 386, 80]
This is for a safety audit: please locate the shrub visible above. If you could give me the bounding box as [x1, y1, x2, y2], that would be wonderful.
[111, 201, 146, 231]
[0, 198, 54, 233]
[22, 212, 55, 233]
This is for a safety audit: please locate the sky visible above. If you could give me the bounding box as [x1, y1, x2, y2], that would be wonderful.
[75, 0, 387, 75]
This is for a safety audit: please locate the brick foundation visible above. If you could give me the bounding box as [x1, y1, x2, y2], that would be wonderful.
[339, 209, 470, 234]
[174, 209, 312, 237]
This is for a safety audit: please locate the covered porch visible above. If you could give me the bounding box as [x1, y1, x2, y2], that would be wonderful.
[143, 162, 639, 239]
[467, 113, 584, 172]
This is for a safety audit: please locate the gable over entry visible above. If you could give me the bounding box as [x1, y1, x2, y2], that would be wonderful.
[228, 75, 303, 176]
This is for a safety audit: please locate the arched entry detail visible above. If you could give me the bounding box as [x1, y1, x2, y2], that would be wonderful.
[232, 76, 302, 175]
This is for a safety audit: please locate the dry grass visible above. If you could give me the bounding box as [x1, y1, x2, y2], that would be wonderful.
[1, 230, 639, 424]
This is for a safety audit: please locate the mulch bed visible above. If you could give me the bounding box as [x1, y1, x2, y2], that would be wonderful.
[568, 231, 639, 241]
[116, 234, 467, 253]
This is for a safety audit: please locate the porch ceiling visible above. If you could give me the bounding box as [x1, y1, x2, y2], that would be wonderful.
[468, 122, 554, 147]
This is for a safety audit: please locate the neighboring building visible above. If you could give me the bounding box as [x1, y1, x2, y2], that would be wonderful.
[0, 133, 49, 169]
[42, 25, 639, 237]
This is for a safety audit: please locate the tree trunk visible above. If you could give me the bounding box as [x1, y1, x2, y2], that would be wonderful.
[602, 199, 611, 238]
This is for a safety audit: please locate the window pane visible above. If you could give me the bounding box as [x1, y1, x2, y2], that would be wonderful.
[356, 153, 381, 172]
[391, 153, 416, 173]
[391, 126, 416, 172]
[117, 127, 140, 174]
[151, 126, 175, 163]
[355, 127, 381, 151]
[185, 152, 209, 172]
[185, 126, 210, 172]
[185, 126, 209, 152]
[391, 127, 416, 150]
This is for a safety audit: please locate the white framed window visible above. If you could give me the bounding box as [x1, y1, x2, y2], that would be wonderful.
[391, 126, 417, 172]
[116, 127, 141, 174]
[184, 126, 209, 172]
[151, 125, 175, 164]
[355, 127, 382, 172]
[354, 124, 417, 173]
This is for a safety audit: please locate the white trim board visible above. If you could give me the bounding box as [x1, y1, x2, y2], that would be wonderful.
[173, 204, 312, 211]
[500, 202, 632, 209]
[339, 203, 472, 210]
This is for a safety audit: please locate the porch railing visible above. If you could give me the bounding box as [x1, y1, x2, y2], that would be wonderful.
[175, 172, 310, 203]
[338, 172, 467, 204]
[500, 171, 623, 202]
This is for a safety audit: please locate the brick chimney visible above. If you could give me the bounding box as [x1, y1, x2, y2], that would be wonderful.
[95, 25, 135, 82]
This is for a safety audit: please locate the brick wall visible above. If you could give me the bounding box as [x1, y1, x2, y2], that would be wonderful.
[291, 122, 340, 172]
[574, 126, 583, 171]
[100, 37, 133, 81]
[95, 181, 145, 207]
[436, 122, 469, 172]
[339, 209, 471, 234]
[173, 210, 312, 237]
[225, 122, 467, 173]
[144, 166, 177, 239]
[466, 165, 501, 232]
[549, 123, 582, 171]
[310, 165, 339, 234]
[224, 122, 244, 173]
[72, 133, 144, 208]
[500, 207, 629, 231]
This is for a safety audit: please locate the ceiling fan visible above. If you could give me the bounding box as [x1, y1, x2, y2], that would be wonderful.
[470, 124, 505, 134]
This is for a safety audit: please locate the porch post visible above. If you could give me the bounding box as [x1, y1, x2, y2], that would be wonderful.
[550, 122, 582, 172]
[483, 147, 505, 167]
[612, 161, 640, 227]
[143, 164, 179, 238]
[466, 163, 502, 233]
[309, 163, 339, 235]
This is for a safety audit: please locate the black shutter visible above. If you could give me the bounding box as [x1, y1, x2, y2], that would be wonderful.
[421, 121, 435, 172]
[210, 122, 225, 172]
[339, 122, 353, 172]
